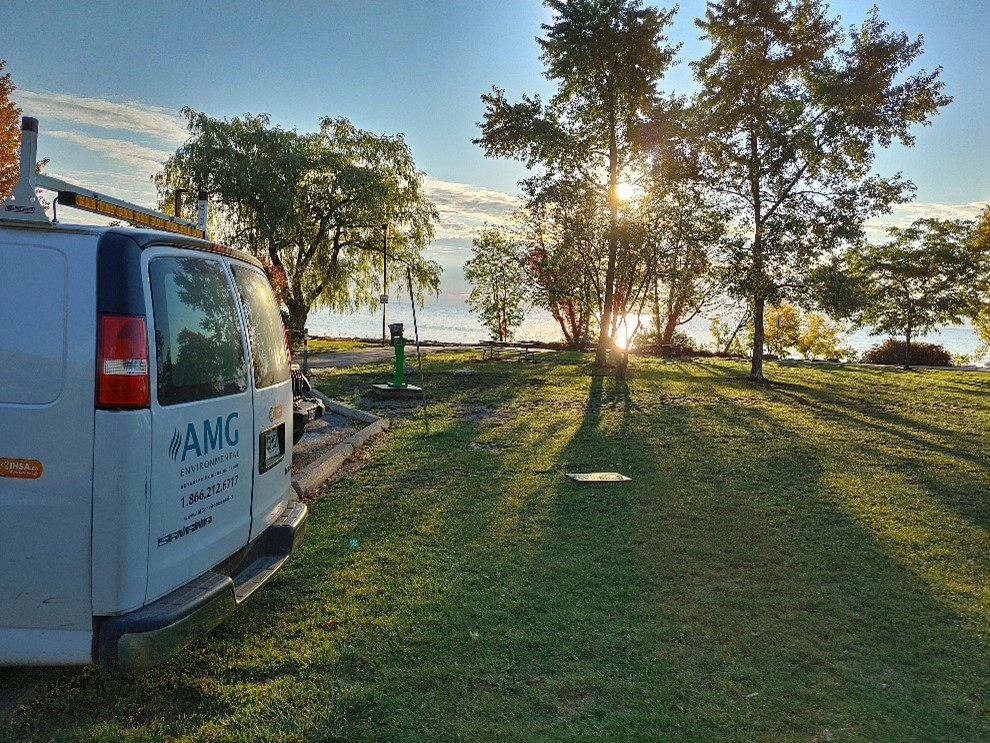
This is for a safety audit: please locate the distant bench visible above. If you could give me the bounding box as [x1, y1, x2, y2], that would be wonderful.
[480, 340, 540, 363]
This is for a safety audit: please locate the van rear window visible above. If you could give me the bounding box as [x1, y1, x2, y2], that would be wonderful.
[231, 265, 290, 389]
[150, 256, 247, 406]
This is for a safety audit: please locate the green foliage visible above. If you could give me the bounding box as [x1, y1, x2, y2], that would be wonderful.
[464, 227, 531, 342]
[693, 0, 951, 380]
[638, 175, 737, 347]
[797, 312, 854, 361]
[476, 0, 680, 369]
[0, 60, 20, 200]
[862, 338, 952, 367]
[156, 109, 441, 331]
[709, 317, 746, 356]
[632, 323, 700, 354]
[845, 218, 977, 367]
[973, 306, 990, 361]
[539, 0, 679, 134]
[517, 175, 602, 348]
[967, 205, 990, 351]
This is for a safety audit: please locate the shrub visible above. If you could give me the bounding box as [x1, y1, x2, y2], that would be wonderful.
[861, 339, 952, 367]
[632, 327, 703, 356]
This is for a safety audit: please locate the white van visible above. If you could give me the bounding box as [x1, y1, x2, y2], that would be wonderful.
[0, 118, 307, 670]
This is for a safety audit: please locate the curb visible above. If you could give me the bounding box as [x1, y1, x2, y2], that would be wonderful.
[291, 391, 389, 497]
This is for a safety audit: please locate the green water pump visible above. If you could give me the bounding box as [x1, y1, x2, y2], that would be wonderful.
[388, 323, 407, 388]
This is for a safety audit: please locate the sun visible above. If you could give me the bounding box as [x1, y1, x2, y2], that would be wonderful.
[615, 180, 641, 202]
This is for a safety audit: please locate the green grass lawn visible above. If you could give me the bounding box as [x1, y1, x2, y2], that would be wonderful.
[5, 354, 990, 741]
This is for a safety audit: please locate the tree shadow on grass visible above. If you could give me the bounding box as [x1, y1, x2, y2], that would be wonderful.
[768, 379, 990, 534]
[605, 392, 990, 740]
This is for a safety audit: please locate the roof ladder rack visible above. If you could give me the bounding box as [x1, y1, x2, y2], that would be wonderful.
[1, 116, 208, 239]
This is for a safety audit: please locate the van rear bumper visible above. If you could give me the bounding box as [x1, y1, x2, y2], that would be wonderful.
[95, 499, 307, 670]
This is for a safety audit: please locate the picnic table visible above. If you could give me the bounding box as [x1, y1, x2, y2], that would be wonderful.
[479, 340, 540, 363]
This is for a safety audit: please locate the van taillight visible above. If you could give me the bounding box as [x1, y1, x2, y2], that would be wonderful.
[97, 314, 150, 408]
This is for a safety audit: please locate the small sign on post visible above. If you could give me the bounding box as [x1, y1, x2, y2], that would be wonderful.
[380, 294, 389, 304]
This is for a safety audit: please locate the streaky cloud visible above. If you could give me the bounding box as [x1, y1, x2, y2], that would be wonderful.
[882, 200, 988, 224]
[14, 89, 188, 145]
[422, 176, 520, 241]
[46, 130, 172, 174]
[864, 201, 989, 241]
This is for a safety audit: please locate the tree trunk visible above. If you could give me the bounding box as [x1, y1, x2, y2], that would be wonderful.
[615, 350, 628, 380]
[751, 294, 766, 381]
[595, 109, 620, 369]
[747, 128, 766, 382]
[904, 324, 913, 369]
[285, 293, 310, 335]
[723, 319, 745, 355]
[661, 314, 679, 347]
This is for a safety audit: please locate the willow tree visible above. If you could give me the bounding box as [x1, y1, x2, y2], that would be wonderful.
[476, 0, 679, 369]
[156, 109, 441, 331]
[694, 0, 950, 381]
[969, 205, 990, 358]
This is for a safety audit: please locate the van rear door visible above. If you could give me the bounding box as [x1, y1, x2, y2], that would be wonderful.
[0, 232, 96, 664]
[145, 250, 254, 602]
[229, 262, 293, 540]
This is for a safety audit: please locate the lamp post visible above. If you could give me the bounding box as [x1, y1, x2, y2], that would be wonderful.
[381, 224, 388, 344]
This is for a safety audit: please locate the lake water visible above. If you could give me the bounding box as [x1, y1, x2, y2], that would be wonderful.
[307, 299, 988, 364]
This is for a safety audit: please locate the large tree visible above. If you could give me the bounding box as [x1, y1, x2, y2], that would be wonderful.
[156, 109, 441, 332]
[693, 0, 951, 381]
[517, 174, 601, 350]
[464, 227, 531, 342]
[0, 60, 21, 200]
[516, 169, 659, 375]
[636, 174, 736, 348]
[476, 0, 679, 369]
[846, 218, 978, 368]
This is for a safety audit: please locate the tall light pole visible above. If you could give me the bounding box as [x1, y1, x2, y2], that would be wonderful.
[381, 224, 388, 344]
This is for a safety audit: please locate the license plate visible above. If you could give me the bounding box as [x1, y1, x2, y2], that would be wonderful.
[259, 423, 286, 474]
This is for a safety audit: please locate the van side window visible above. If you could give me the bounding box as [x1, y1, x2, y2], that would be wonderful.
[231, 265, 290, 389]
[150, 256, 248, 405]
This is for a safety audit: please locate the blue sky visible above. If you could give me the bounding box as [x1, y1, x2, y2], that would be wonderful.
[3, 0, 989, 296]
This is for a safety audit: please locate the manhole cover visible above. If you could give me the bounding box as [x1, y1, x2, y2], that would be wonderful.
[566, 472, 631, 483]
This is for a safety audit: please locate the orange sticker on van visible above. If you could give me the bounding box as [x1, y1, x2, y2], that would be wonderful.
[0, 458, 43, 479]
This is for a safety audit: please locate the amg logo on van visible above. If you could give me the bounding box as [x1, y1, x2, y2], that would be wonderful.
[169, 412, 240, 462]
[157, 516, 213, 547]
